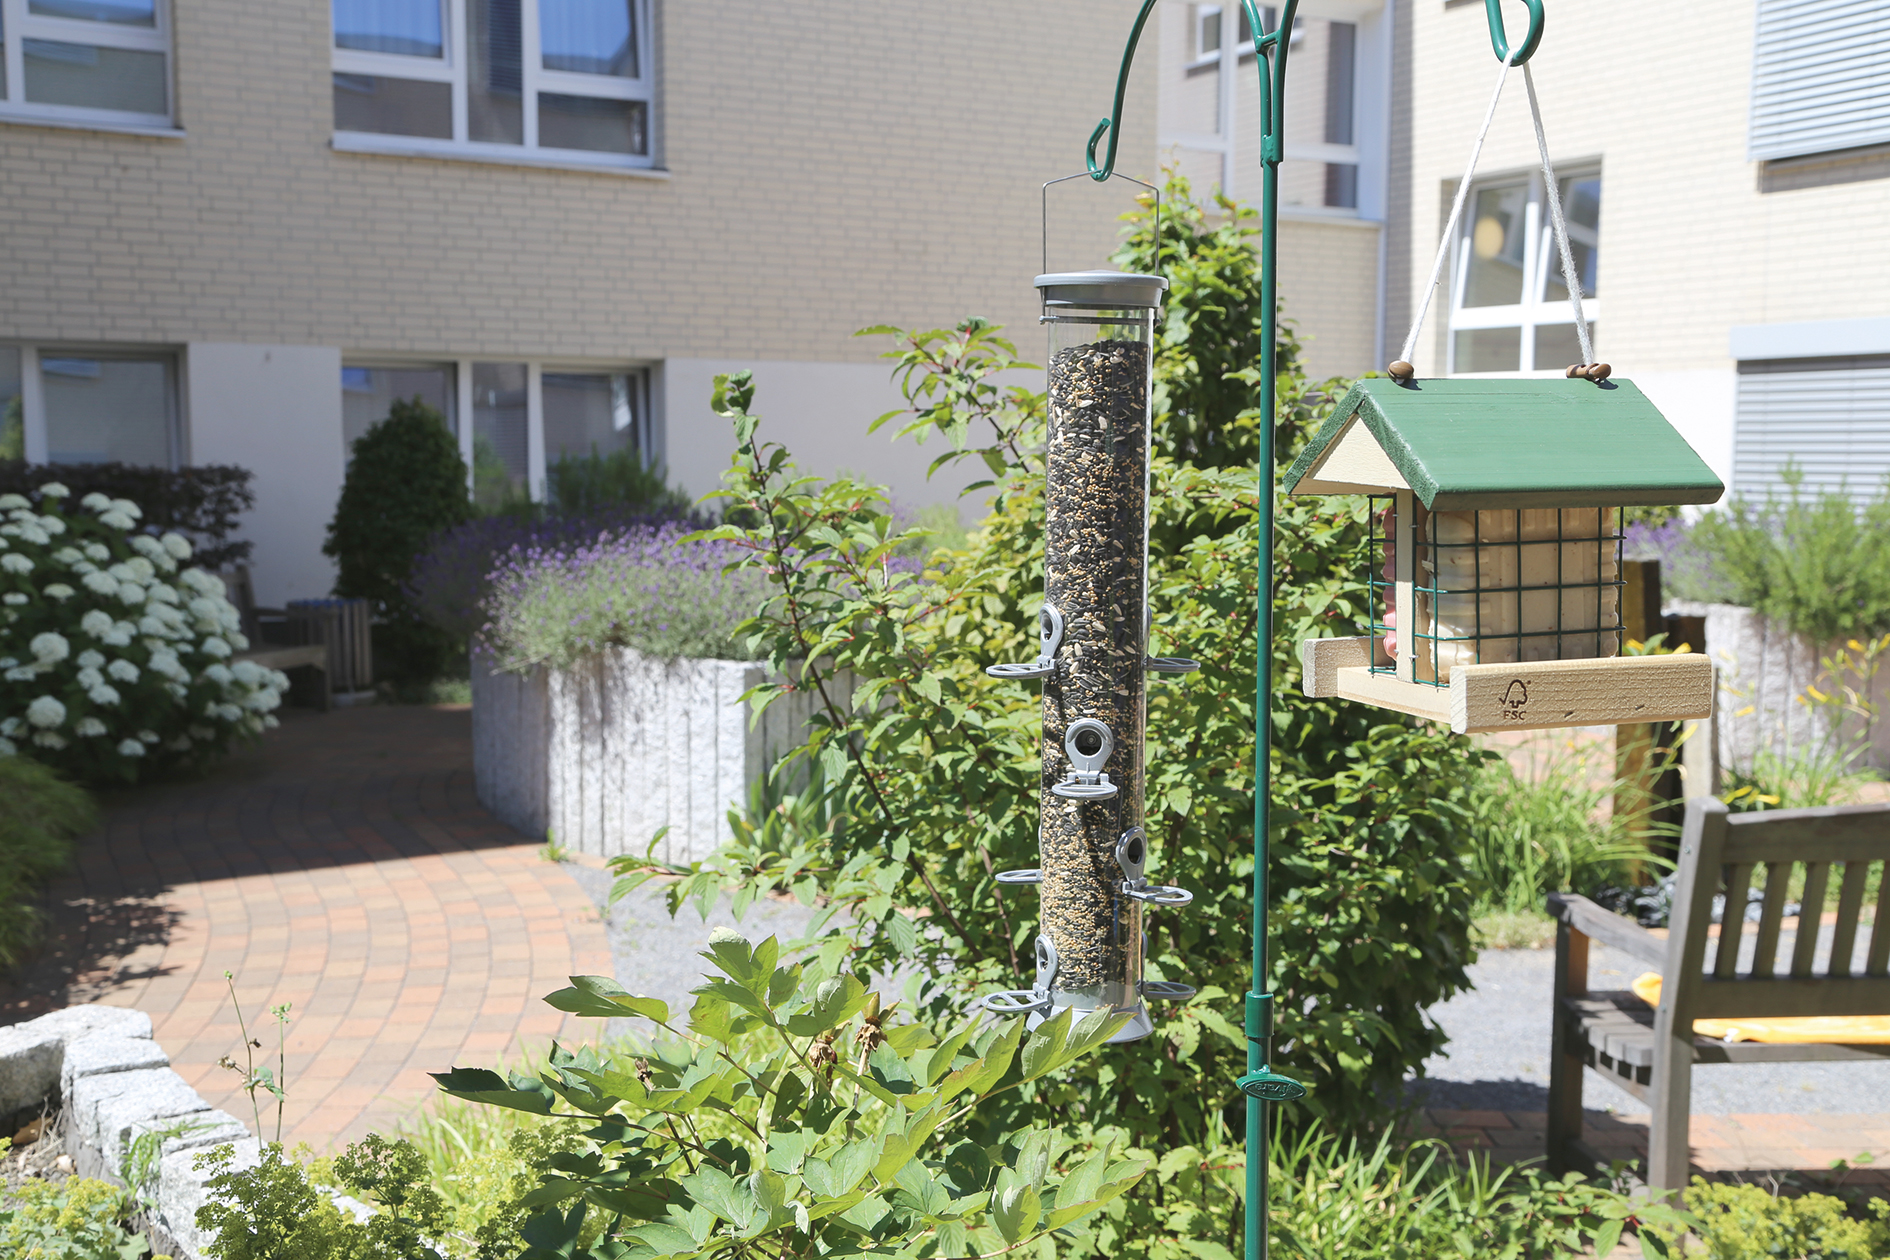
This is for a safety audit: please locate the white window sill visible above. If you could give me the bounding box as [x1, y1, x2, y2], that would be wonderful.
[332, 132, 668, 178]
[1278, 206, 1380, 227]
[0, 108, 183, 140]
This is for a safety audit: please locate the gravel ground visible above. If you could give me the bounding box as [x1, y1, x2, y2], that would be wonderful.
[1409, 944, 1890, 1115]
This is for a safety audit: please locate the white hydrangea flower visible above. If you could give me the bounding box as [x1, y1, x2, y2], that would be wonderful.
[138, 729, 159, 743]
[162, 533, 192, 560]
[117, 738, 145, 757]
[16, 524, 48, 546]
[179, 569, 222, 596]
[0, 716, 16, 735]
[75, 717, 108, 737]
[80, 609, 115, 638]
[186, 596, 221, 623]
[76, 649, 105, 668]
[82, 571, 119, 595]
[83, 542, 110, 562]
[32, 733, 66, 750]
[129, 534, 163, 557]
[37, 483, 70, 499]
[39, 516, 64, 536]
[2, 554, 33, 575]
[228, 631, 250, 651]
[107, 659, 139, 682]
[200, 636, 232, 659]
[30, 632, 69, 663]
[2, 594, 24, 606]
[0, 737, 16, 756]
[164, 734, 191, 751]
[101, 625, 132, 648]
[124, 557, 155, 581]
[263, 715, 280, 730]
[27, 696, 66, 727]
[231, 659, 264, 686]
[147, 583, 179, 605]
[118, 582, 146, 605]
[44, 583, 74, 602]
[111, 498, 142, 519]
[0, 524, 17, 538]
[203, 663, 234, 685]
[52, 547, 81, 565]
[138, 614, 169, 636]
[244, 688, 281, 712]
[0, 494, 28, 510]
[166, 682, 187, 700]
[76, 667, 104, 689]
[188, 725, 214, 740]
[4, 667, 37, 682]
[99, 510, 135, 530]
[216, 703, 243, 722]
[81, 492, 112, 511]
[269, 670, 290, 691]
[88, 683, 121, 706]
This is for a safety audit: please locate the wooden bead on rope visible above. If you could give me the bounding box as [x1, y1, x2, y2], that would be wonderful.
[1566, 363, 1613, 382]
[1386, 360, 1415, 384]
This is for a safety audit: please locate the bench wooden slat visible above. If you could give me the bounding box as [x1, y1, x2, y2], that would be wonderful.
[1791, 863, 1832, 979]
[1869, 870, 1890, 978]
[1544, 892, 1667, 965]
[1829, 860, 1869, 979]
[1722, 804, 1890, 864]
[1691, 975, 1890, 1019]
[1752, 861, 1789, 978]
[1566, 995, 1890, 1063]
[1714, 863, 1754, 979]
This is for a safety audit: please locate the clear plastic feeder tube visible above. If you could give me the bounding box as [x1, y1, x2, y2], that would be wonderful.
[1035, 269, 1164, 1041]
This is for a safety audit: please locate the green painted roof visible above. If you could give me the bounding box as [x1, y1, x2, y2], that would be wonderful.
[1282, 377, 1726, 510]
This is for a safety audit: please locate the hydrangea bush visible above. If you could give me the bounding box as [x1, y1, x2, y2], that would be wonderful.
[0, 483, 287, 783]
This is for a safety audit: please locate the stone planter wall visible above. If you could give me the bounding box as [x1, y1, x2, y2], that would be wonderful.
[472, 647, 843, 865]
[1680, 602, 1890, 777]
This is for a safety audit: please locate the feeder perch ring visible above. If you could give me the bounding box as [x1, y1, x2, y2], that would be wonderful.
[986, 604, 1066, 680]
[987, 660, 1054, 679]
[980, 989, 1049, 1016]
[1124, 882, 1193, 907]
[1051, 776, 1118, 800]
[1145, 656, 1199, 674]
[994, 868, 1043, 885]
[1140, 980, 1197, 1001]
[1063, 717, 1113, 771]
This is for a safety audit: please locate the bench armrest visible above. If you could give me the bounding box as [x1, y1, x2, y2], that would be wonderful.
[1545, 892, 1668, 967]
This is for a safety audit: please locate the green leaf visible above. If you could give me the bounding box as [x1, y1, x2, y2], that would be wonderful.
[786, 974, 866, 1037]
[938, 1017, 1025, 1100]
[992, 1178, 1040, 1244]
[699, 927, 758, 985]
[882, 912, 919, 957]
[543, 976, 670, 1024]
[429, 1068, 554, 1114]
[1018, 1009, 1072, 1081]
[1592, 1219, 1623, 1257]
[681, 1166, 754, 1229]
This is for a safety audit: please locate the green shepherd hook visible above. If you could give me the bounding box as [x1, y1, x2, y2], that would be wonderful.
[1485, 0, 1546, 65]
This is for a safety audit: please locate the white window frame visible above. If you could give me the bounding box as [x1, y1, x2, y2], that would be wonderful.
[0, 0, 176, 133]
[331, 0, 657, 172]
[3, 342, 181, 468]
[1446, 170, 1600, 377]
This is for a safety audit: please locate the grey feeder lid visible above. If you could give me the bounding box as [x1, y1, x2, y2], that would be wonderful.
[1035, 270, 1168, 309]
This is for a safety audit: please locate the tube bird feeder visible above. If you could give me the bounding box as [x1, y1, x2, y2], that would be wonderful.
[980, 269, 1197, 1043]
[1286, 376, 1725, 733]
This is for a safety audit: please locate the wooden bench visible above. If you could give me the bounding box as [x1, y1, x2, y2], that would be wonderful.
[235, 643, 331, 711]
[1547, 796, 1890, 1192]
[221, 566, 333, 710]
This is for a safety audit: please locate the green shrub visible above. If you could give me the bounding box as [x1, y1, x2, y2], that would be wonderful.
[195, 1136, 449, 1260]
[1642, 1178, 1890, 1260]
[1463, 752, 1657, 917]
[1688, 469, 1890, 642]
[324, 398, 473, 685]
[545, 447, 693, 519]
[0, 1165, 162, 1259]
[0, 461, 255, 570]
[0, 483, 287, 785]
[0, 754, 95, 967]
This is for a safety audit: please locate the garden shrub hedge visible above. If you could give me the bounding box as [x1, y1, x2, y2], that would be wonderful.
[0, 460, 254, 570]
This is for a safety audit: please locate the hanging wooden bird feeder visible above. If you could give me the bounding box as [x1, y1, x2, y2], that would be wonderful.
[1284, 376, 1724, 734]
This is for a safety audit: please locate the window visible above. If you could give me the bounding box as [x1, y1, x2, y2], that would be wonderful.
[1734, 356, 1890, 504]
[0, 347, 22, 459]
[1191, 4, 1254, 62]
[331, 0, 654, 167]
[1749, 0, 1890, 162]
[0, 0, 173, 128]
[1447, 173, 1600, 374]
[341, 362, 456, 455]
[543, 370, 649, 462]
[471, 361, 528, 508]
[0, 347, 177, 466]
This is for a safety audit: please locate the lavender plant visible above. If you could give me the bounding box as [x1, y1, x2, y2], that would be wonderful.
[478, 522, 772, 671]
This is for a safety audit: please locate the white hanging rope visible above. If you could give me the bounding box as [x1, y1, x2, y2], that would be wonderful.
[1523, 62, 1594, 367]
[1397, 50, 1595, 370]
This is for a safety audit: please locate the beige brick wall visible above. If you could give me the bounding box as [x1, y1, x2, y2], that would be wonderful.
[0, 1, 1157, 361]
[1402, 0, 1890, 378]
[1278, 215, 1381, 380]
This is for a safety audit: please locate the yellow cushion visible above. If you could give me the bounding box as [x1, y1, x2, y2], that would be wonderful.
[1632, 972, 1890, 1044]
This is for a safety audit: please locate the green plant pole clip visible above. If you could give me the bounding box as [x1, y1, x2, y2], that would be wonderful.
[1084, 0, 1158, 179]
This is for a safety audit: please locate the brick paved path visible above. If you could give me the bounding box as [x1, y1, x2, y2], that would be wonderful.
[0, 705, 611, 1151]
[1417, 1108, 1890, 1192]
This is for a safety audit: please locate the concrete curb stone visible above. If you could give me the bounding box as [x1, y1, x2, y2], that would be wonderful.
[60, 1034, 172, 1097]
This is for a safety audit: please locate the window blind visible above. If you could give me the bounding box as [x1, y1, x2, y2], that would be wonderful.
[1733, 356, 1890, 503]
[1749, 0, 1890, 162]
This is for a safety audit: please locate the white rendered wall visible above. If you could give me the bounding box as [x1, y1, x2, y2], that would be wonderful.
[184, 344, 343, 607]
[661, 358, 983, 517]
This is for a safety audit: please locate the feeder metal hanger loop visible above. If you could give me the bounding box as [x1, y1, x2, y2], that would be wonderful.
[1483, 0, 1545, 66]
[987, 604, 1064, 681]
[1050, 718, 1118, 800]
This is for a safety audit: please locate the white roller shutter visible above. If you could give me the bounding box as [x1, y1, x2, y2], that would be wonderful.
[1749, 0, 1890, 162]
[1734, 357, 1890, 503]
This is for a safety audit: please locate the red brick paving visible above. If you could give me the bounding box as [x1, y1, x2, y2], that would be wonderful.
[1417, 1107, 1890, 1190]
[0, 705, 612, 1151]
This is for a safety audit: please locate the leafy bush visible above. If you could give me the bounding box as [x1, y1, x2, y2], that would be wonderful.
[0, 754, 96, 967]
[195, 1136, 449, 1260]
[1643, 1178, 1890, 1260]
[477, 521, 772, 671]
[324, 398, 473, 684]
[0, 461, 254, 570]
[1463, 751, 1659, 917]
[431, 927, 1149, 1258]
[1685, 470, 1890, 641]
[0, 1165, 164, 1259]
[409, 509, 702, 645]
[546, 447, 695, 519]
[0, 483, 286, 784]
